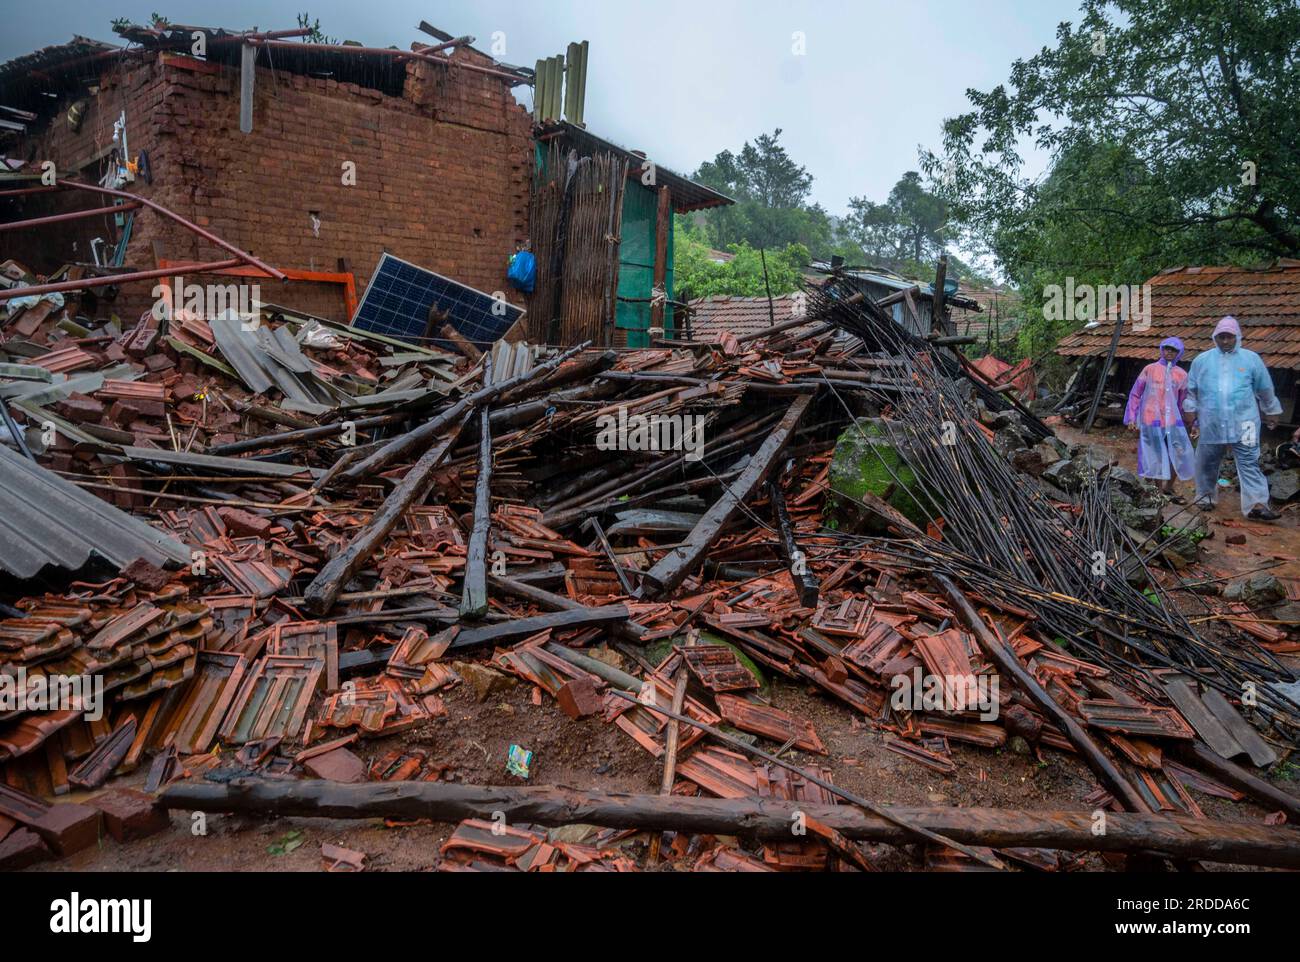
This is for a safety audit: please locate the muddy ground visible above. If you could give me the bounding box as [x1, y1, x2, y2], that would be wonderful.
[29, 665, 1300, 872]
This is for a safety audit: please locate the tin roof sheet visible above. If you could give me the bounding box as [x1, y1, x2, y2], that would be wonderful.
[0, 444, 191, 579]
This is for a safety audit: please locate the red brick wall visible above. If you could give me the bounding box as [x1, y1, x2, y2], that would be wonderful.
[4, 48, 533, 325]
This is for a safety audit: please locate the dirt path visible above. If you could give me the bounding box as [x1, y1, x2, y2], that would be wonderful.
[1057, 422, 1300, 590]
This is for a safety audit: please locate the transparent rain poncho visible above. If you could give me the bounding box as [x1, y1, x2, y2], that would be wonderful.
[1123, 337, 1194, 481]
[1184, 318, 1282, 446]
[1184, 317, 1282, 513]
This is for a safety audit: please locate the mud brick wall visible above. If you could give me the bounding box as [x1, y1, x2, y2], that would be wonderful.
[4, 48, 533, 325]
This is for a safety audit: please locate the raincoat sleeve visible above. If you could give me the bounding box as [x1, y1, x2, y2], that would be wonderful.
[1252, 354, 1282, 417]
[1123, 368, 1148, 425]
[1182, 355, 1200, 415]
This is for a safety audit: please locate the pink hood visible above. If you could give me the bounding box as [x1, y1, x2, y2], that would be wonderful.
[1213, 315, 1242, 340]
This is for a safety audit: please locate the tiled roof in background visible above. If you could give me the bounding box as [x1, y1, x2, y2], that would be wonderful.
[687, 293, 816, 343]
[1057, 260, 1300, 370]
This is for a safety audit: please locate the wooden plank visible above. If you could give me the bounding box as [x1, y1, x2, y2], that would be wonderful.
[448, 604, 630, 651]
[460, 397, 493, 619]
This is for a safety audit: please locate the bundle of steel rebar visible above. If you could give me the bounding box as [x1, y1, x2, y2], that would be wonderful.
[805, 282, 1300, 733]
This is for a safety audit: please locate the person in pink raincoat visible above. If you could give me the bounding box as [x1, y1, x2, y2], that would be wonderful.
[1123, 336, 1195, 501]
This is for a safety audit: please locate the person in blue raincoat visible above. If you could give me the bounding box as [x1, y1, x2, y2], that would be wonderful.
[1182, 316, 1283, 520]
[1123, 337, 1195, 502]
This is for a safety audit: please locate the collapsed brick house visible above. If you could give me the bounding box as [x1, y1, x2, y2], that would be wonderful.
[0, 27, 534, 324]
[1, 23, 730, 348]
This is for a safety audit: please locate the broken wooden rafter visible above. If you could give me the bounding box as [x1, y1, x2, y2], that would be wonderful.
[338, 341, 590, 485]
[606, 688, 1004, 869]
[489, 573, 647, 643]
[301, 414, 469, 616]
[935, 574, 1152, 814]
[639, 394, 812, 598]
[460, 355, 494, 620]
[448, 603, 630, 651]
[769, 478, 819, 608]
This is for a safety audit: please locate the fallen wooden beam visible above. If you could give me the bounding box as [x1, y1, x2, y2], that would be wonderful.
[769, 479, 819, 608]
[489, 573, 647, 643]
[439, 323, 482, 361]
[936, 574, 1152, 814]
[301, 415, 468, 616]
[339, 341, 589, 484]
[159, 780, 1300, 868]
[1172, 740, 1300, 822]
[207, 412, 407, 457]
[640, 394, 811, 598]
[460, 358, 493, 620]
[607, 687, 1003, 869]
[448, 603, 630, 651]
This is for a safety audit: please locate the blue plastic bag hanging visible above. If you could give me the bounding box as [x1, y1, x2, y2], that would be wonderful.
[507, 250, 536, 294]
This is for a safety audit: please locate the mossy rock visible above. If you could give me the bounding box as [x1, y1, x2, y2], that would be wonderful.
[827, 419, 931, 529]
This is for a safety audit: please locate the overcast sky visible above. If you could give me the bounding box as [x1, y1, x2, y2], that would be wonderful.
[1, 0, 1082, 217]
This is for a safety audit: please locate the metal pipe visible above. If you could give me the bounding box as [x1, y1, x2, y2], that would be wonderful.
[54, 180, 286, 281]
[0, 201, 143, 232]
[0, 258, 242, 303]
[0, 185, 61, 199]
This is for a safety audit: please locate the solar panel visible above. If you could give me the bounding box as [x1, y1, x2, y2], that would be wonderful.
[350, 253, 525, 348]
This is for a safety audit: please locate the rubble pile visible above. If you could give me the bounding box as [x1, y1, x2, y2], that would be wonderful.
[1, 274, 1298, 873]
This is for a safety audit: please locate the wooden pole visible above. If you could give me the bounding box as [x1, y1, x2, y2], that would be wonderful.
[769, 479, 819, 608]
[338, 341, 589, 484]
[159, 780, 1300, 868]
[460, 355, 493, 619]
[1083, 319, 1125, 434]
[932, 254, 952, 335]
[641, 394, 812, 598]
[650, 185, 671, 338]
[935, 574, 1152, 813]
[606, 688, 1006, 869]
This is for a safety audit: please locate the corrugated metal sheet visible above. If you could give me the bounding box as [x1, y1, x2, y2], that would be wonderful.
[1056, 260, 1300, 370]
[0, 444, 190, 579]
[539, 121, 733, 213]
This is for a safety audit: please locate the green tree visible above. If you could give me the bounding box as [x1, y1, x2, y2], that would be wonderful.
[926, 0, 1300, 278]
[845, 171, 951, 268]
[692, 129, 841, 259]
[674, 221, 809, 300]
